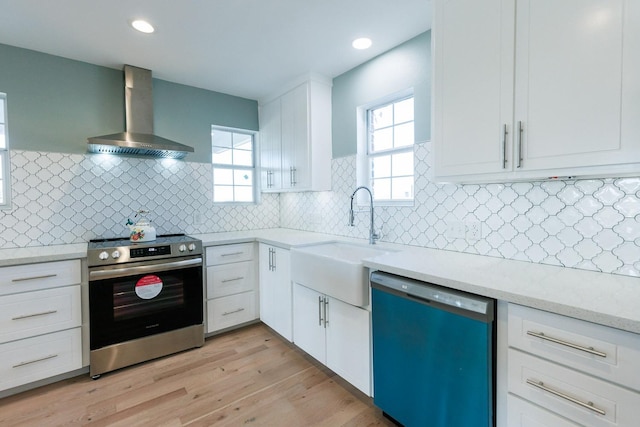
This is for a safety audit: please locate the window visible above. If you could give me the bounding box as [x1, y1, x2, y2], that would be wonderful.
[211, 126, 256, 203]
[0, 93, 10, 209]
[363, 95, 415, 204]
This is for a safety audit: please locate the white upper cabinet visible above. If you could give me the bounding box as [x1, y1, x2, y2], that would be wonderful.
[433, 0, 640, 183]
[259, 76, 332, 192]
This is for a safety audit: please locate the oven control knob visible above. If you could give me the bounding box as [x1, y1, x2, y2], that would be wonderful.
[178, 244, 187, 252]
[111, 250, 121, 259]
[188, 243, 196, 251]
[98, 251, 109, 260]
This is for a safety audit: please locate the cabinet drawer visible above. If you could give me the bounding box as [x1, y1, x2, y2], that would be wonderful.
[0, 328, 82, 392]
[207, 291, 256, 333]
[507, 393, 581, 427]
[0, 260, 81, 296]
[206, 243, 254, 266]
[508, 349, 640, 427]
[0, 285, 81, 344]
[508, 303, 640, 391]
[207, 261, 254, 299]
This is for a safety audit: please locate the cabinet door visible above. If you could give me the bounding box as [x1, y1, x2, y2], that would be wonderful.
[280, 84, 309, 190]
[515, 0, 630, 171]
[325, 297, 371, 395]
[292, 283, 326, 364]
[258, 245, 292, 341]
[259, 99, 282, 191]
[433, 0, 515, 178]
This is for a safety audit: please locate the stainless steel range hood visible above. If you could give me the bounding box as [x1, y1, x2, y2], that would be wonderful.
[87, 65, 194, 159]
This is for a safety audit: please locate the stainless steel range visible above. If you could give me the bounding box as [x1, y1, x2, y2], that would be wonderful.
[87, 234, 204, 378]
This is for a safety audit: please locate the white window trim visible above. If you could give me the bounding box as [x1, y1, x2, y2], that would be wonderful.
[0, 93, 11, 210]
[356, 88, 415, 207]
[211, 125, 260, 205]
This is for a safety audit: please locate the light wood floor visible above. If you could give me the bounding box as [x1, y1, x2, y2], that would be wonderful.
[0, 323, 395, 426]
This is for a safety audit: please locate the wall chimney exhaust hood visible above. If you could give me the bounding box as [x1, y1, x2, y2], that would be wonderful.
[87, 65, 194, 159]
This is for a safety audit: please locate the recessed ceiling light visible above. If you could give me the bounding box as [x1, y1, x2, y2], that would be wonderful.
[131, 19, 155, 34]
[352, 37, 372, 50]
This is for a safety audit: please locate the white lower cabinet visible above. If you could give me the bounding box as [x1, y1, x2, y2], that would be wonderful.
[507, 303, 640, 427]
[293, 283, 371, 395]
[0, 259, 82, 393]
[507, 393, 581, 427]
[258, 244, 292, 341]
[0, 328, 82, 392]
[205, 243, 258, 334]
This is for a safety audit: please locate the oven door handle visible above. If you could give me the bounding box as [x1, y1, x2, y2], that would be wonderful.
[89, 257, 203, 280]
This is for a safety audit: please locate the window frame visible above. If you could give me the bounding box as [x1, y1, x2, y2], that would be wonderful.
[211, 125, 259, 205]
[356, 89, 415, 207]
[0, 93, 11, 210]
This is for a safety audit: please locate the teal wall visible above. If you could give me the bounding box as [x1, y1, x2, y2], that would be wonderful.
[0, 43, 258, 163]
[331, 31, 431, 158]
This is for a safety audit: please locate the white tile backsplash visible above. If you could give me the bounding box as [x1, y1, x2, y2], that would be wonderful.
[280, 142, 640, 278]
[0, 150, 279, 247]
[4, 145, 640, 279]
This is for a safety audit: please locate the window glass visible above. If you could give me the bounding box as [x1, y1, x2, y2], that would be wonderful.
[365, 95, 414, 204]
[211, 127, 256, 203]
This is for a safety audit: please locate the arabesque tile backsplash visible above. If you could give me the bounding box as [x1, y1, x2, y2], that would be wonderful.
[2, 145, 640, 278]
[280, 142, 640, 278]
[0, 150, 279, 247]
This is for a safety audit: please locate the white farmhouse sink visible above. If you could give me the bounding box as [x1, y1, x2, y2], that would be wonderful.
[290, 241, 393, 307]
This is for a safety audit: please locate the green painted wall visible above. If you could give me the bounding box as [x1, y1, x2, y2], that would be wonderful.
[0, 43, 258, 163]
[331, 31, 431, 158]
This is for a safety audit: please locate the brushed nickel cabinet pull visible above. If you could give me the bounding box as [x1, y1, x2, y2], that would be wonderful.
[502, 124, 508, 169]
[526, 330, 607, 358]
[221, 277, 244, 283]
[526, 379, 606, 416]
[222, 308, 245, 316]
[318, 296, 323, 326]
[323, 298, 329, 328]
[220, 252, 244, 257]
[12, 310, 58, 320]
[517, 121, 523, 168]
[12, 274, 57, 282]
[13, 354, 58, 368]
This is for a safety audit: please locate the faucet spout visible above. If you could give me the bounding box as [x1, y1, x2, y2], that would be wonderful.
[349, 186, 380, 244]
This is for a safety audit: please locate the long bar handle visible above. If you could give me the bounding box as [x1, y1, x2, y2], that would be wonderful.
[221, 277, 244, 283]
[12, 310, 58, 321]
[526, 379, 606, 416]
[12, 274, 57, 283]
[222, 308, 245, 316]
[220, 252, 244, 257]
[318, 296, 323, 326]
[526, 331, 607, 358]
[502, 124, 508, 169]
[13, 354, 58, 368]
[517, 121, 523, 168]
[323, 297, 329, 328]
[89, 257, 202, 280]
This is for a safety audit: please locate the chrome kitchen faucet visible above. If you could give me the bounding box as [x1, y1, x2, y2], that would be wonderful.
[349, 186, 381, 245]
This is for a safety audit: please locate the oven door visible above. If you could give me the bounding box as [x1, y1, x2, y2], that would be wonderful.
[89, 256, 203, 350]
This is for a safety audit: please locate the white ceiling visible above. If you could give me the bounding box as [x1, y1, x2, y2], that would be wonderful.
[0, 0, 431, 101]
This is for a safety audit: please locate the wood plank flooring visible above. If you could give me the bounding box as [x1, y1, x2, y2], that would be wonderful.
[0, 324, 395, 426]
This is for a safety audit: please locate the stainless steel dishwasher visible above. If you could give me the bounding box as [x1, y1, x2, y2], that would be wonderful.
[370, 271, 496, 427]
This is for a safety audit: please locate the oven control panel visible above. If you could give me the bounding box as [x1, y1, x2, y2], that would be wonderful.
[130, 245, 172, 258]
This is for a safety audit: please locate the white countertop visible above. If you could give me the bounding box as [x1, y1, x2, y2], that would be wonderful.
[1, 228, 638, 334]
[0, 243, 87, 267]
[362, 246, 640, 335]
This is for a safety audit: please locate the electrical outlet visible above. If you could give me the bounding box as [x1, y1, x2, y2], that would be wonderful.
[193, 213, 202, 226]
[466, 221, 482, 241]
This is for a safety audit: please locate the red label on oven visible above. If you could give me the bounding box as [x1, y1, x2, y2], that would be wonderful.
[135, 275, 163, 300]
